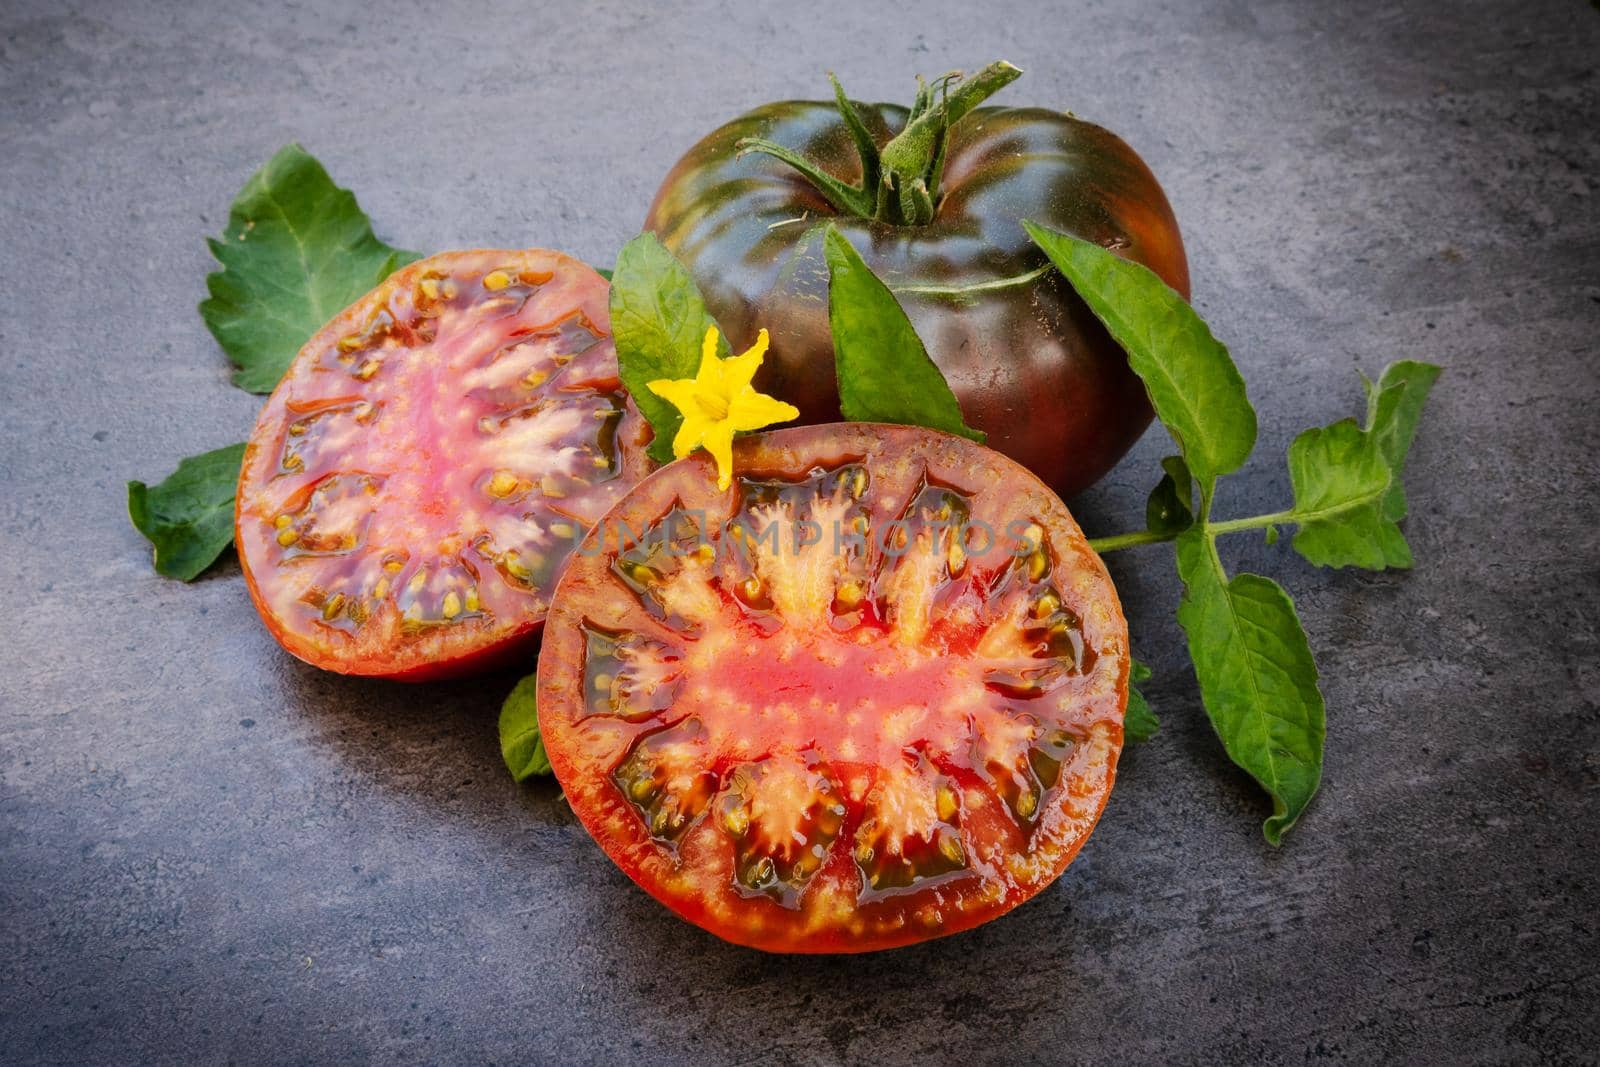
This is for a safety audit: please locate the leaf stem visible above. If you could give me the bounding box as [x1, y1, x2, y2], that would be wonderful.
[1087, 508, 1294, 555]
[1208, 509, 1294, 536]
[1085, 529, 1173, 553]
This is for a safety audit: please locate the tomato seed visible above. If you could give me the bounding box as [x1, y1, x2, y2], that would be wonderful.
[485, 471, 520, 499]
[937, 831, 966, 867]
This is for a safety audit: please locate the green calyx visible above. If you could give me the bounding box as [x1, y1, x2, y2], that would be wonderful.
[736, 60, 1022, 226]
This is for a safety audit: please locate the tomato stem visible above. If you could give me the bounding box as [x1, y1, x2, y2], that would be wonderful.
[735, 61, 1022, 227]
[878, 61, 1021, 222]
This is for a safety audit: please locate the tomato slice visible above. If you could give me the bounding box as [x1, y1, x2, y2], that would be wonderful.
[236, 250, 651, 679]
[538, 424, 1128, 952]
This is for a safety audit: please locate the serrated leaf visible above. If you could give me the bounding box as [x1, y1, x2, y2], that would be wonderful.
[200, 144, 420, 393]
[499, 673, 552, 781]
[610, 232, 728, 464]
[1287, 362, 1439, 570]
[1024, 221, 1255, 486]
[1145, 454, 1194, 537]
[127, 442, 247, 581]
[824, 225, 985, 443]
[1125, 658, 1160, 743]
[1287, 417, 1409, 570]
[1364, 360, 1442, 521]
[1175, 529, 1325, 845]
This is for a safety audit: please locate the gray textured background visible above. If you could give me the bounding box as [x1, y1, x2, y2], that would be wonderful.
[3, 0, 1597, 1063]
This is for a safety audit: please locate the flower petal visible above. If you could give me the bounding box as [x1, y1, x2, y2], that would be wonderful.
[649, 377, 713, 460]
[720, 329, 770, 394]
[728, 388, 800, 433]
[647, 377, 698, 408]
[701, 324, 722, 367]
[700, 420, 737, 491]
[672, 414, 706, 460]
[695, 326, 727, 393]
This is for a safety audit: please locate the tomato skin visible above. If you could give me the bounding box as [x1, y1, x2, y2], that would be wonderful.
[237, 250, 651, 681]
[245, 596, 530, 683]
[538, 423, 1128, 953]
[645, 103, 1188, 499]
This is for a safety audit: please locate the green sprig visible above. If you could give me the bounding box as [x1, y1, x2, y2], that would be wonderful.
[1027, 221, 1439, 843]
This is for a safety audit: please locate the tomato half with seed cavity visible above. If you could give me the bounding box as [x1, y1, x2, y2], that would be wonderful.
[538, 423, 1127, 952]
[236, 250, 651, 680]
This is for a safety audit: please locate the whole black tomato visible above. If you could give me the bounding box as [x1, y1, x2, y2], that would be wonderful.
[644, 62, 1189, 498]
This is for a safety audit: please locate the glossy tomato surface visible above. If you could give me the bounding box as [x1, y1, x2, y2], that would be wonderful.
[236, 250, 651, 680]
[538, 424, 1128, 952]
[645, 103, 1189, 499]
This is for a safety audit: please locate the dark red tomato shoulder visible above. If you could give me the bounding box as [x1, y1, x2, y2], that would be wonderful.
[645, 102, 1189, 498]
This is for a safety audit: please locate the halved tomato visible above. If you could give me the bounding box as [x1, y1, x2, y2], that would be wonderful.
[236, 250, 650, 680]
[538, 423, 1128, 952]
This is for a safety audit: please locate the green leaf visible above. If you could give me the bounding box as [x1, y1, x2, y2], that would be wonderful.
[1124, 658, 1160, 743]
[1287, 362, 1439, 570]
[1023, 221, 1255, 487]
[1175, 529, 1325, 845]
[609, 232, 728, 464]
[823, 225, 984, 443]
[200, 144, 420, 393]
[1363, 360, 1442, 521]
[593, 267, 613, 282]
[1287, 418, 1408, 570]
[499, 673, 552, 781]
[127, 442, 248, 581]
[1145, 454, 1194, 537]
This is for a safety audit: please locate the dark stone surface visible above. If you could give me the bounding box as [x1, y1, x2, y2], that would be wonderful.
[2, 0, 1596, 1062]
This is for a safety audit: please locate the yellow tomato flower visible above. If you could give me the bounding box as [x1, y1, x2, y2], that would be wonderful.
[647, 326, 800, 490]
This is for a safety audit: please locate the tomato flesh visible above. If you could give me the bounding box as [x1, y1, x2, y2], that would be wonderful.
[538, 424, 1128, 952]
[236, 250, 650, 679]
